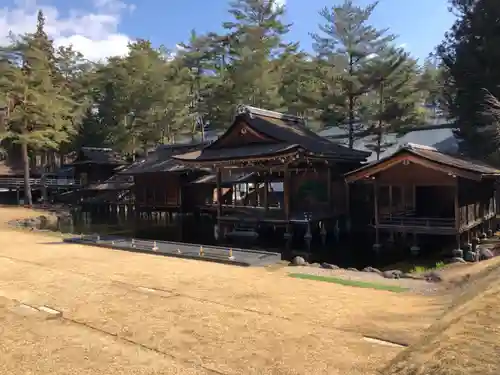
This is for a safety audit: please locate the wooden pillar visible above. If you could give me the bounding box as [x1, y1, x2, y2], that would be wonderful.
[327, 167, 332, 210]
[263, 172, 269, 211]
[454, 178, 460, 233]
[373, 178, 380, 245]
[388, 185, 393, 218]
[216, 168, 222, 226]
[284, 165, 290, 221]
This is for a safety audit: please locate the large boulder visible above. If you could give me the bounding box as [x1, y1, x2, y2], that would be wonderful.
[464, 251, 479, 262]
[362, 266, 382, 275]
[290, 256, 307, 266]
[478, 247, 495, 261]
[449, 257, 467, 264]
[382, 270, 403, 279]
[320, 262, 339, 270]
[424, 271, 443, 283]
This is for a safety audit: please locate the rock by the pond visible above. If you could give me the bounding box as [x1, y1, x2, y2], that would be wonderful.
[462, 243, 472, 252]
[401, 273, 424, 280]
[452, 249, 464, 258]
[347, 267, 358, 272]
[382, 270, 403, 279]
[424, 271, 443, 283]
[478, 247, 495, 261]
[320, 262, 339, 270]
[449, 257, 467, 264]
[464, 251, 478, 262]
[309, 263, 321, 268]
[362, 266, 382, 274]
[290, 256, 307, 266]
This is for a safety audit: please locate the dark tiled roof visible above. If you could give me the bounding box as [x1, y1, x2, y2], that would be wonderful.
[174, 106, 369, 163]
[85, 172, 134, 191]
[122, 142, 209, 175]
[346, 143, 500, 179]
[174, 143, 299, 162]
[70, 147, 126, 166]
[191, 171, 255, 185]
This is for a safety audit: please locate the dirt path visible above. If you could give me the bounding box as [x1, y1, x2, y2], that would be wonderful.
[0, 207, 447, 374]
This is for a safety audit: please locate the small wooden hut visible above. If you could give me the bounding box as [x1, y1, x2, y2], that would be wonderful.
[68, 147, 127, 186]
[345, 143, 500, 253]
[121, 142, 210, 213]
[172, 105, 369, 246]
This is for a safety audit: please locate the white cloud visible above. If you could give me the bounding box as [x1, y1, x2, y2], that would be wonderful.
[0, 0, 133, 61]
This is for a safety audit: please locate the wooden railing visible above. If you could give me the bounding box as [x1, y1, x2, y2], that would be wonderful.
[0, 177, 81, 187]
[378, 214, 455, 228]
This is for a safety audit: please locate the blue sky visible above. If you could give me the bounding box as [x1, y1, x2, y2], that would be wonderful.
[1, 0, 455, 61]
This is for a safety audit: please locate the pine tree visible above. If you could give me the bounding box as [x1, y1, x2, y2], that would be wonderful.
[0, 14, 77, 205]
[437, 0, 500, 158]
[362, 49, 425, 159]
[311, 0, 395, 147]
[222, 0, 291, 109]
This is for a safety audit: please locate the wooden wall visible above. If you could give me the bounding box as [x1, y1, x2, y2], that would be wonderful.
[134, 173, 181, 207]
[376, 162, 455, 186]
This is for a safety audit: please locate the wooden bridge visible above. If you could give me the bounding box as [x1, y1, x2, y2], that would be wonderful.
[0, 177, 81, 189]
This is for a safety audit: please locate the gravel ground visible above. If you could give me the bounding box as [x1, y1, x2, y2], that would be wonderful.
[289, 266, 442, 295]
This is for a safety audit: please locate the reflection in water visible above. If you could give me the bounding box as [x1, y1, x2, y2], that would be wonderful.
[45, 209, 387, 269]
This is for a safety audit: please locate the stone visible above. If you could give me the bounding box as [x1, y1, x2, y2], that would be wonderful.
[309, 263, 321, 268]
[401, 273, 423, 280]
[382, 270, 403, 279]
[462, 243, 472, 252]
[478, 247, 495, 261]
[464, 251, 478, 262]
[290, 256, 306, 266]
[449, 257, 467, 264]
[320, 262, 339, 270]
[487, 229, 493, 237]
[452, 249, 464, 258]
[424, 271, 443, 283]
[479, 232, 487, 240]
[347, 267, 358, 272]
[362, 266, 382, 274]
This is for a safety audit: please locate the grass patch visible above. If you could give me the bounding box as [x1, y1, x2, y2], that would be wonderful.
[289, 273, 409, 293]
[410, 261, 445, 274]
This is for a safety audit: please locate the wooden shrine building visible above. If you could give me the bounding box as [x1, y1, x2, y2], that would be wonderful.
[120, 142, 210, 213]
[68, 147, 127, 187]
[173, 105, 369, 247]
[345, 143, 500, 252]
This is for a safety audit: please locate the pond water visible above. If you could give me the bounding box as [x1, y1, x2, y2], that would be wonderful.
[35, 208, 449, 269]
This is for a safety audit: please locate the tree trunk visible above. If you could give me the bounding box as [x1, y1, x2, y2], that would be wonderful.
[21, 141, 33, 206]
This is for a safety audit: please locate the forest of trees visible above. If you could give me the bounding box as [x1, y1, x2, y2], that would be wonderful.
[1, 0, 498, 204]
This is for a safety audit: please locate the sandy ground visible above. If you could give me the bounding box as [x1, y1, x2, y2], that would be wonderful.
[0, 207, 451, 374]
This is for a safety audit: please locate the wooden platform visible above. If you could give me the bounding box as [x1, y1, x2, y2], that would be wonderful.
[64, 235, 282, 267]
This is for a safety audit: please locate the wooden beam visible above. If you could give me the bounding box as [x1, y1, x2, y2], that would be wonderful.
[374, 178, 380, 244]
[216, 168, 222, 221]
[346, 153, 482, 183]
[284, 164, 290, 221]
[454, 178, 460, 232]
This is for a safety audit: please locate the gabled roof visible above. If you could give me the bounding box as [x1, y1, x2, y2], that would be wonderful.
[173, 105, 369, 164]
[122, 141, 210, 175]
[69, 147, 126, 166]
[345, 143, 500, 182]
[85, 166, 134, 190]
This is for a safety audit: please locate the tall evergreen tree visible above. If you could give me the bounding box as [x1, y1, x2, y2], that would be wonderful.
[363, 49, 426, 159]
[437, 0, 500, 158]
[311, 0, 395, 147]
[222, 0, 291, 109]
[0, 12, 77, 204]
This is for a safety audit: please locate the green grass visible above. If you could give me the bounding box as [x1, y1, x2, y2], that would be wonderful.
[289, 273, 409, 293]
[409, 261, 445, 274]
